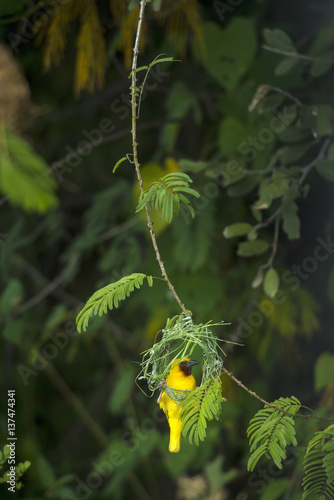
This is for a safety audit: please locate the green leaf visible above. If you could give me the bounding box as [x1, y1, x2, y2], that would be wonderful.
[282, 197, 300, 240]
[108, 363, 136, 414]
[253, 178, 290, 210]
[223, 223, 252, 239]
[36, 455, 56, 488]
[275, 57, 298, 75]
[180, 378, 225, 446]
[237, 240, 270, 257]
[2, 320, 24, 346]
[302, 425, 334, 500]
[0, 279, 24, 318]
[316, 160, 334, 182]
[311, 53, 334, 77]
[227, 176, 258, 197]
[76, 273, 153, 332]
[247, 396, 301, 471]
[263, 29, 296, 52]
[113, 156, 128, 173]
[136, 172, 199, 223]
[260, 478, 290, 500]
[315, 106, 333, 137]
[314, 352, 334, 391]
[200, 19, 257, 92]
[278, 143, 311, 164]
[151, 0, 163, 11]
[0, 127, 58, 213]
[218, 116, 247, 155]
[263, 268, 280, 298]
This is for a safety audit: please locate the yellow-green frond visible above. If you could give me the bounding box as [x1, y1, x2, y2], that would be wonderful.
[75, 0, 108, 96]
[156, 0, 204, 58]
[41, 0, 73, 69]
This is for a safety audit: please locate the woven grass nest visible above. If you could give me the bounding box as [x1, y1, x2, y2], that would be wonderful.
[138, 314, 230, 402]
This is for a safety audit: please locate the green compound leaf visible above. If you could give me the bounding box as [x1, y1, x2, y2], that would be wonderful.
[180, 377, 226, 446]
[247, 396, 301, 471]
[263, 268, 280, 298]
[302, 425, 334, 500]
[76, 273, 153, 332]
[136, 172, 199, 224]
[0, 445, 31, 491]
[0, 127, 58, 213]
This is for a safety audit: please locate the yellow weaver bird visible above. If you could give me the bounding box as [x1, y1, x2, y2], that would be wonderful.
[158, 358, 199, 453]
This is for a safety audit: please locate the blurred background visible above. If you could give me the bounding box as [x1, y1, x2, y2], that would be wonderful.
[0, 0, 334, 498]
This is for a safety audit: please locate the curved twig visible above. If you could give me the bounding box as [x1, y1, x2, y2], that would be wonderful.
[130, 0, 188, 316]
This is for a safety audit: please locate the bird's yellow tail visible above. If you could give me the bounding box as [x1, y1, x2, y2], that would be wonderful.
[169, 433, 181, 453]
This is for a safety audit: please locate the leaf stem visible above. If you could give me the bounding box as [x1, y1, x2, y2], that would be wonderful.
[130, 0, 188, 316]
[297, 138, 330, 187]
[268, 214, 280, 268]
[262, 45, 318, 62]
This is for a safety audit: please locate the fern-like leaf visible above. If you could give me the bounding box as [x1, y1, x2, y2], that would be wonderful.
[302, 425, 334, 500]
[76, 273, 153, 332]
[0, 127, 58, 213]
[180, 377, 225, 446]
[247, 396, 301, 471]
[0, 445, 31, 490]
[136, 172, 200, 223]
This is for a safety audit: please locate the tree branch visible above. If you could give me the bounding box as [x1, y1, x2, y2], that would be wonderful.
[130, 0, 188, 316]
[222, 366, 334, 423]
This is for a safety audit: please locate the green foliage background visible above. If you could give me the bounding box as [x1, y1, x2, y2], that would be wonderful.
[0, 0, 334, 499]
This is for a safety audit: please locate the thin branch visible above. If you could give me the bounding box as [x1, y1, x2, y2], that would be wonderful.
[14, 255, 80, 309]
[297, 138, 330, 187]
[222, 367, 334, 423]
[130, 0, 188, 316]
[268, 214, 280, 267]
[262, 45, 318, 62]
[14, 254, 79, 315]
[270, 86, 302, 107]
[254, 206, 282, 232]
[96, 215, 141, 244]
[44, 362, 108, 447]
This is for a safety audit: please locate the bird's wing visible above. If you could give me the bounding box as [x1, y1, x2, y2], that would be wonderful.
[159, 391, 169, 417]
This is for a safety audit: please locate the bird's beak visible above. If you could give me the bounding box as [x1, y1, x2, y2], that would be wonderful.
[186, 359, 199, 367]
